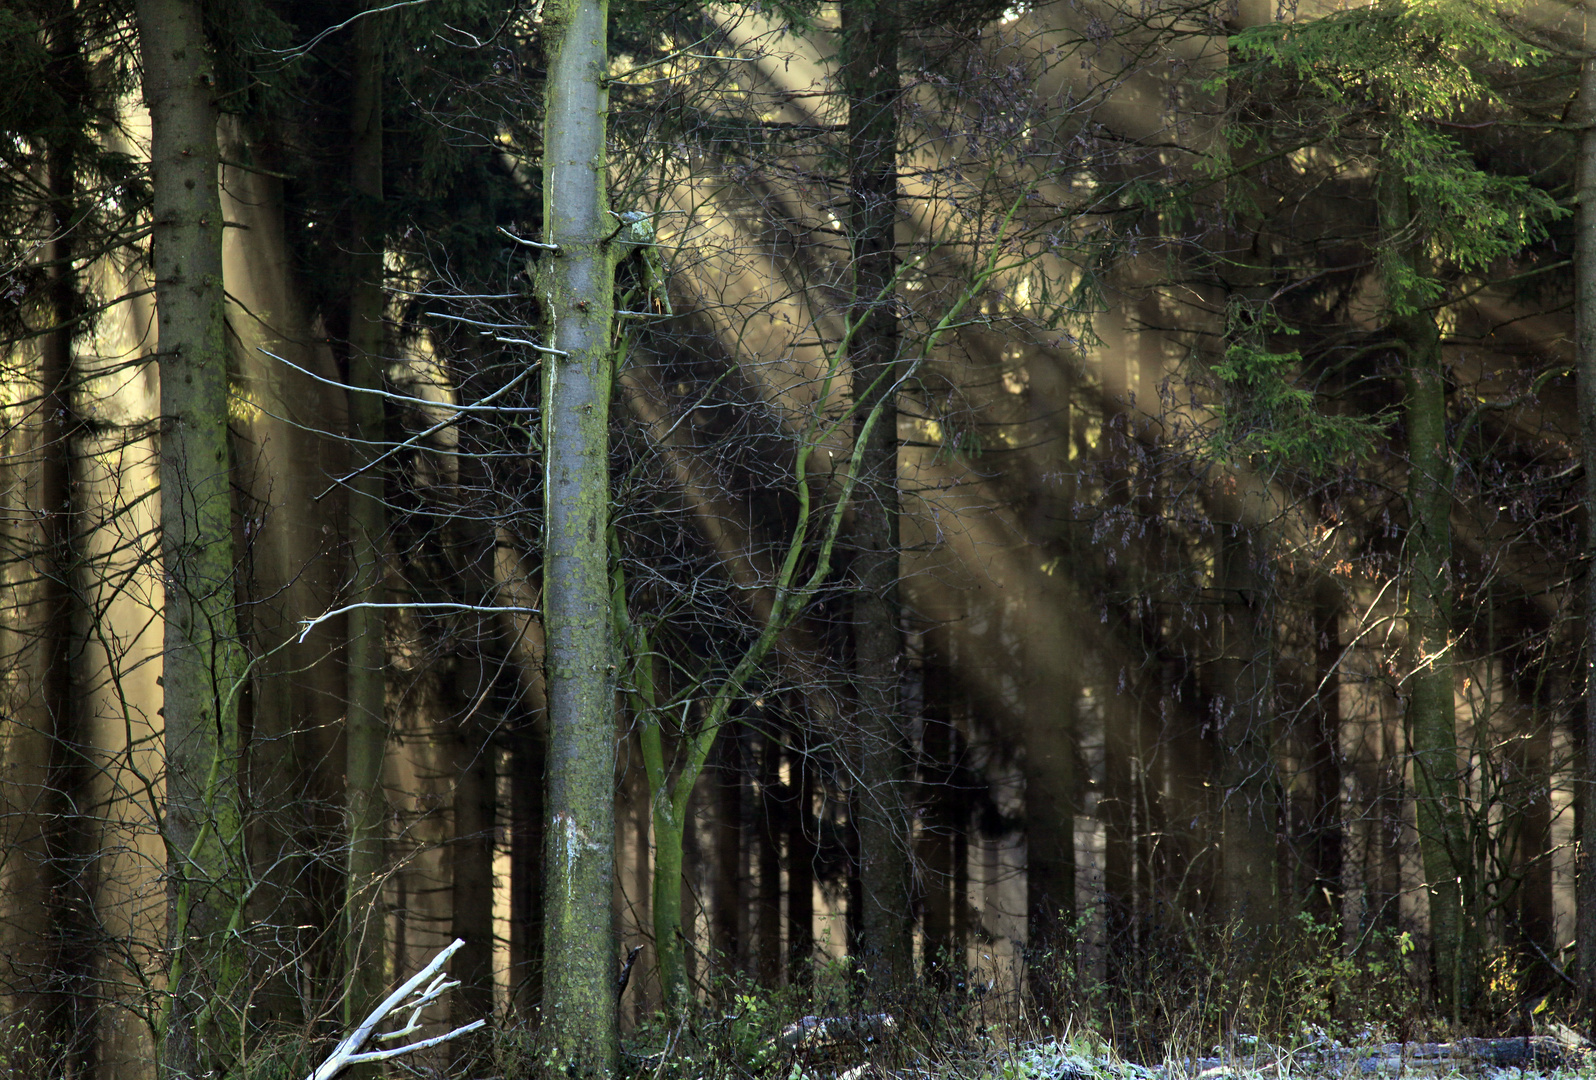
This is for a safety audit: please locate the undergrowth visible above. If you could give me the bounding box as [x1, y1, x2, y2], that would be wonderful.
[501, 910, 1595, 1080]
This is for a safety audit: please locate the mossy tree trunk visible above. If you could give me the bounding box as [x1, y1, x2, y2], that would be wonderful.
[137, 0, 250, 1072]
[840, 0, 914, 990]
[539, 0, 618, 1069]
[343, 0, 389, 1036]
[1380, 165, 1471, 1018]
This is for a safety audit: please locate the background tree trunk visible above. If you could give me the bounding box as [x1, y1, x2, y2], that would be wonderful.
[38, 10, 95, 1071]
[1216, 521, 1280, 928]
[1575, 0, 1596, 1001]
[343, 0, 389, 1034]
[787, 737, 816, 987]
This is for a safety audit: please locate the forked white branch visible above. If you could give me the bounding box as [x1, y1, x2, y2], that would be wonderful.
[305, 938, 487, 1080]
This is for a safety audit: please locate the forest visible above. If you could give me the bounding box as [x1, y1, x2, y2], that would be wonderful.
[3, 0, 1596, 1077]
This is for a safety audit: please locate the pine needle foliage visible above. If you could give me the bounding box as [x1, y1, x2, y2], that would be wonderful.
[1208, 302, 1387, 479]
[1222, 0, 1565, 308]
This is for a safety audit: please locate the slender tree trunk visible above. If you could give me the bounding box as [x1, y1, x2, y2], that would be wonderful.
[540, 0, 617, 1067]
[344, 0, 389, 1033]
[1216, 521, 1280, 928]
[1380, 166, 1471, 1018]
[713, 732, 743, 978]
[757, 734, 783, 985]
[1023, 626, 1075, 1008]
[1307, 577, 1343, 924]
[137, 0, 249, 1072]
[922, 685, 954, 985]
[787, 739, 815, 987]
[451, 668, 497, 1033]
[1210, 16, 1281, 929]
[511, 713, 546, 1010]
[38, 34, 97, 1077]
[1575, 0, 1596, 1000]
[840, 0, 913, 990]
[441, 424, 504, 1039]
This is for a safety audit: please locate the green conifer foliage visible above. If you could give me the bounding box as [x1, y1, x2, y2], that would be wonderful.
[1215, 0, 1565, 1017]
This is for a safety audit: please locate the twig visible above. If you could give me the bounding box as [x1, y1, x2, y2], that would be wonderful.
[499, 226, 559, 251]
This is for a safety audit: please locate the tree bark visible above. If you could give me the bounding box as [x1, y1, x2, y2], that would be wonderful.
[38, 11, 96, 1072]
[1380, 165, 1471, 1017]
[539, 0, 618, 1068]
[921, 674, 955, 985]
[840, 0, 913, 991]
[510, 711, 546, 1010]
[450, 668, 497, 1036]
[757, 733, 783, 986]
[712, 730, 744, 977]
[344, 0, 389, 1034]
[1575, 0, 1596, 1000]
[1304, 577, 1343, 924]
[137, 0, 249, 1072]
[1215, 521, 1280, 928]
[787, 737, 816, 987]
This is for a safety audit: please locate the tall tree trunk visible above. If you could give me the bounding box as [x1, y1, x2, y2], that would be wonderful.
[840, 0, 913, 990]
[39, 12, 96, 1072]
[1575, 0, 1596, 1000]
[539, 0, 617, 1067]
[510, 712, 546, 1011]
[1210, 14, 1281, 929]
[712, 730, 744, 978]
[1215, 521, 1280, 928]
[922, 676, 955, 985]
[1024, 679, 1076, 1001]
[450, 662, 497, 1036]
[787, 737, 815, 987]
[1380, 166, 1471, 1018]
[1306, 577, 1343, 924]
[137, 0, 249, 1072]
[344, 0, 389, 1033]
[441, 403, 503, 1041]
[756, 733, 783, 986]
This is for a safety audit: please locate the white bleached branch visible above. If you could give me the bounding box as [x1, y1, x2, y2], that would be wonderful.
[304, 938, 486, 1080]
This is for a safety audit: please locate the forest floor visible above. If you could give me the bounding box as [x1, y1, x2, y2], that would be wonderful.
[978, 1032, 1596, 1080]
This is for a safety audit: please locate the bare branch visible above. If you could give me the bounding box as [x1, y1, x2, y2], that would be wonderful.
[304, 938, 487, 1080]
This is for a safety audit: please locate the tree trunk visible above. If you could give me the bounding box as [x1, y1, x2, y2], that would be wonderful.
[712, 730, 744, 978]
[510, 712, 546, 1011]
[1575, 0, 1596, 1000]
[539, 0, 618, 1067]
[1215, 521, 1280, 928]
[1304, 577, 1342, 925]
[651, 788, 689, 1015]
[451, 668, 497, 1036]
[757, 733, 783, 985]
[787, 738, 815, 987]
[344, 0, 389, 1033]
[840, 0, 913, 991]
[1380, 165, 1471, 1017]
[38, 13, 96, 1072]
[921, 675, 955, 985]
[1024, 670, 1076, 1003]
[137, 0, 249, 1072]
